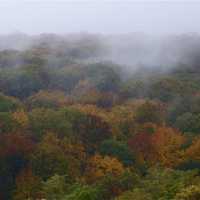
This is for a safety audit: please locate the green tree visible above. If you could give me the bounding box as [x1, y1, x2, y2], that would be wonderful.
[29, 108, 72, 139]
[99, 139, 134, 166]
[175, 113, 200, 134]
[30, 133, 69, 180]
[115, 189, 152, 200]
[63, 185, 102, 200]
[135, 101, 164, 125]
[0, 93, 21, 112]
[174, 185, 200, 200]
[43, 174, 68, 200]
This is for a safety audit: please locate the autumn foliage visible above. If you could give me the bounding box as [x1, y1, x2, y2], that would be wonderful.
[1, 36, 200, 199]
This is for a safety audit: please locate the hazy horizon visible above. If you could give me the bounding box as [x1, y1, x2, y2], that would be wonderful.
[1, 0, 200, 35]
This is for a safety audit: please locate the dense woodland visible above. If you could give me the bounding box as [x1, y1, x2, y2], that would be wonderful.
[1, 33, 200, 199]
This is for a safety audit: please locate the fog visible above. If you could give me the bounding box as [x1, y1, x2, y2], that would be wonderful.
[1, 0, 200, 73]
[0, 0, 200, 35]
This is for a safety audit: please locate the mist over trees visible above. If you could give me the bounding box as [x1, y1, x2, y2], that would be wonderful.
[1, 33, 200, 199]
[1, 33, 200, 66]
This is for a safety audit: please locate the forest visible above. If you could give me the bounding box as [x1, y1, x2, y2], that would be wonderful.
[1, 33, 200, 199]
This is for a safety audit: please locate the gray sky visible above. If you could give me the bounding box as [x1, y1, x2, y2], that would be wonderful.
[0, 0, 200, 35]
